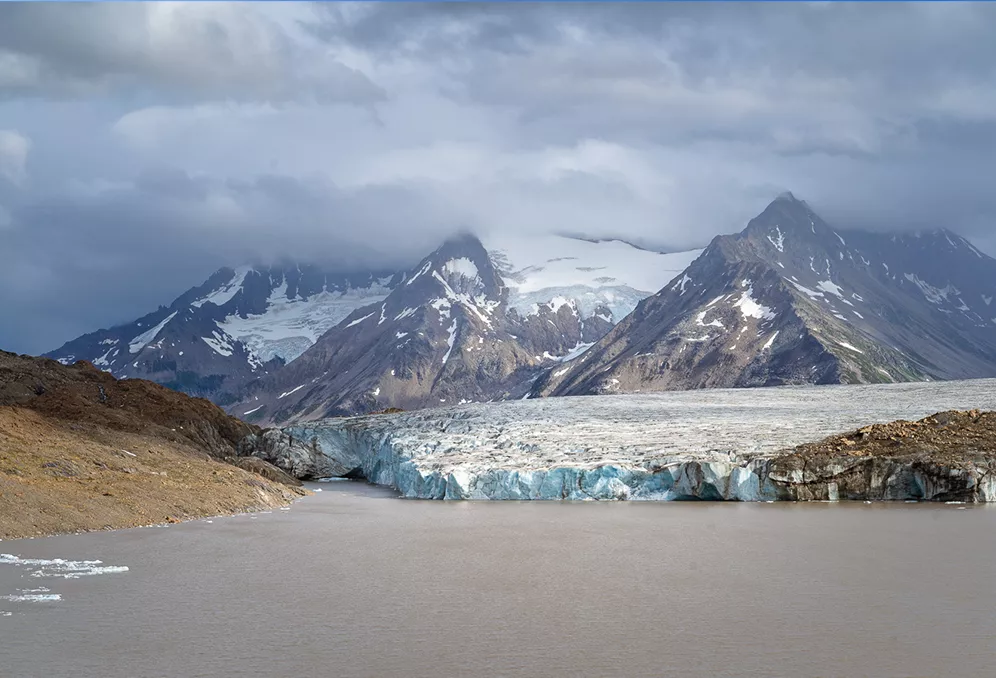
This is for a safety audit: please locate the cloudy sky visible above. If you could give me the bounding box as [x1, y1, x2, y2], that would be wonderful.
[2, 2, 996, 354]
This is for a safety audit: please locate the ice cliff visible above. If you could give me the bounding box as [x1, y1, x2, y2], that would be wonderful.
[242, 379, 996, 502]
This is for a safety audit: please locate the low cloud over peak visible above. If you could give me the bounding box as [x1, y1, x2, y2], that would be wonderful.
[2, 2, 996, 354]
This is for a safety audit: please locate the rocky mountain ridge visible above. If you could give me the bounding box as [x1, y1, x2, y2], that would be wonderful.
[49, 233, 698, 411]
[236, 233, 698, 423]
[45, 264, 399, 404]
[536, 193, 996, 397]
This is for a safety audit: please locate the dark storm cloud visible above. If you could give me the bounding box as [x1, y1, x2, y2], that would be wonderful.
[2, 2, 996, 353]
[0, 3, 385, 104]
[0, 169, 464, 353]
[311, 2, 996, 144]
[307, 2, 996, 241]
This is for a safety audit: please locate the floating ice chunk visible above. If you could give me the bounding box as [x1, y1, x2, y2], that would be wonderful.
[1, 593, 62, 602]
[0, 554, 129, 579]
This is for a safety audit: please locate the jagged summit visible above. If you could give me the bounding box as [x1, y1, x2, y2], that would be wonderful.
[399, 232, 505, 308]
[232, 231, 703, 423]
[537, 194, 996, 397]
[741, 193, 830, 239]
[234, 233, 535, 423]
[46, 261, 401, 403]
[50, 228, 700, 412]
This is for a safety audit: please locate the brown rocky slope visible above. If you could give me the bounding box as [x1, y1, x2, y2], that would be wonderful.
[0, 351, 306, 539]
[764, 409, 996, 501]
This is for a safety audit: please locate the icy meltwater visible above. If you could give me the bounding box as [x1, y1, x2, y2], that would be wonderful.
[3, 482, 996, 677]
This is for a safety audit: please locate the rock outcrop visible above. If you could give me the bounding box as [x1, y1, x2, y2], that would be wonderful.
[238, 428, 353, 479]
[241, 378, 996, 502]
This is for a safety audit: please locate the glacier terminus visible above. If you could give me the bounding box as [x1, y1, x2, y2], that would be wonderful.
[242, 378, 996, 502]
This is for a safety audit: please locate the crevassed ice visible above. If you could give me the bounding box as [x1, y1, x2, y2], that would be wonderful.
[219, 279, 394, 363]
[278, 378, 996, 501]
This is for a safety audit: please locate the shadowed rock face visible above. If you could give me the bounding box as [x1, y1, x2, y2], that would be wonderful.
[240, 377, 996, 501]
[231, 233, 698, 425]
[537, 193, 996, 397]
[49, 232, 696, 415]
[238, 428, 353, 479]
[45, 264, 400, 405]
[233, 234, 543, 424]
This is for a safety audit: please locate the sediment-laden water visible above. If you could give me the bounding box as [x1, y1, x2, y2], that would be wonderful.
[2, 481, 994, 677]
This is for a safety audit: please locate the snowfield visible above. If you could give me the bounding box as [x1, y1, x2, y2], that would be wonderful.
[260, 379, 996, 501]
[219, 278, 394, 363]
[485, 233, 702, 322]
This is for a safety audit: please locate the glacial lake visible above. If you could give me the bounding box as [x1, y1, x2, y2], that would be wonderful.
[3, 481, 996, 677]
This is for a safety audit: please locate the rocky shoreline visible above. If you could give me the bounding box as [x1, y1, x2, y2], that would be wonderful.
[241, 381, 996, 502]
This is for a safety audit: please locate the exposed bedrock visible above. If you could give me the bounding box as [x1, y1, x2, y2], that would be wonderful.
[238, 428, 354, 479]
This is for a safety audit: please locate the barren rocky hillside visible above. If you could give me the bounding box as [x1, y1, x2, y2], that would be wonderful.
[0, 351, 306, 539]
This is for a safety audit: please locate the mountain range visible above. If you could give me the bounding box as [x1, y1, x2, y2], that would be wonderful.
[45, 193, 996, 424]
[47, 232, 698, 415]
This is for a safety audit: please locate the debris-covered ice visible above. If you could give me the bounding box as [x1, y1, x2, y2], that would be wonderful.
[251, 379, 996, 501]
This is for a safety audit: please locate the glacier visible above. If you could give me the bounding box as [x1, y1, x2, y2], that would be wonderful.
[485, 232, 702, 324]
[242, 379, 996, 502]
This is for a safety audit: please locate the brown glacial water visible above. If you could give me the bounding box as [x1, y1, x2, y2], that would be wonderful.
[2, 481, 995, 678]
